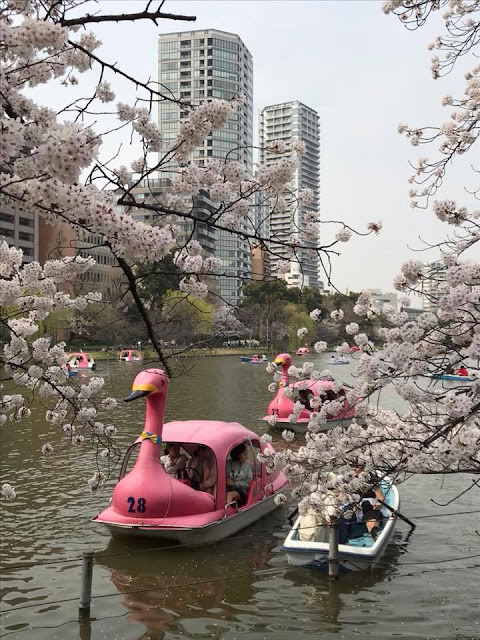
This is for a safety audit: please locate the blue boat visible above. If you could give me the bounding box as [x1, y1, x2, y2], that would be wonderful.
[430, 374, 473, 382]
[282, 479, 399, 572]
[68, 370, 78, 377]
[240, 356, 266, 364]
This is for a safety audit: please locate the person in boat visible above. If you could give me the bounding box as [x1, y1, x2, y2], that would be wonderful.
[187, 445, 216, 494]
[298, 389, 313, 411]
[251, 355, 259, 363]
[455, 365, 469, 377]
[226, 443, 252, 507]
[339, 354, 346, 362]
[445, 364, 455, 375]
[329, 355, 336, 363]
[66, 363, 71, 372]
[160, 443, 188, 479]
[352, 462, 385, 538]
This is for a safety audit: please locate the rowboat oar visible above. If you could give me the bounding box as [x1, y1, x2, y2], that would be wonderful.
[379, 500, 416, 530]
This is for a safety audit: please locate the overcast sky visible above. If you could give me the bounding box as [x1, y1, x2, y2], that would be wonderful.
[55, 1, 477, 297]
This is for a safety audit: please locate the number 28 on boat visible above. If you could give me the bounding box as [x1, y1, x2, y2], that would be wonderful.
[94, 369, 288, 544]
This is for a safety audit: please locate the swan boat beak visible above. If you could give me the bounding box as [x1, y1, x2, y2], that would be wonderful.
[124, 383, 158, 402]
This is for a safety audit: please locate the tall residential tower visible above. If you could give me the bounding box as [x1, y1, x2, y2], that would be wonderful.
[259, 101, 321, 289]
[157, 29, 254, 306]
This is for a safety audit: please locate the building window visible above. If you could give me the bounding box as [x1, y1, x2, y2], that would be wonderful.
[0, 227, 14, 237]
[0, 213, 14, 224]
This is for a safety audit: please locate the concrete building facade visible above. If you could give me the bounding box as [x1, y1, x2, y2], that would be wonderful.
[157, 29, 254, 306]
[0, 203, 38, 263]
[259, 101, 321, 289]
[421, 260, 447, 311]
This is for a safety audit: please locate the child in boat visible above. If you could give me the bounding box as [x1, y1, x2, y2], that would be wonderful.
[161, 443, 187, 479]
[187, 445, 217, 494]
[226, 443, 252, 507]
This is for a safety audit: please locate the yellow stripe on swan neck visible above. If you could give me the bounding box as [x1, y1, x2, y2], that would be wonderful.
[132, 383, 158, 393]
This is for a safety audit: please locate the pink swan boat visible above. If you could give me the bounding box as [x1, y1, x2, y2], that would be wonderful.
[119, 349, 143, 362]
[94, 369, 288, 543]
[67, 352, 95, 370]
[296, 346, 309, 356]
[262, 353, 360, 433]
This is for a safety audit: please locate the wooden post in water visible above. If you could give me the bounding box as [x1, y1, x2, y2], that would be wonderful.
[328, 516, 339, 579]
[79, 550, 94, 615]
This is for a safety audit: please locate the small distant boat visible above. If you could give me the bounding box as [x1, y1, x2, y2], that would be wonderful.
[94, 369, 288, 543]
[119, 349, 143, 362]
[349, 346, 360, 353]
[296, 347, 309, 356]
[429, 373, 473, 382]
[263, 353, 360, 432]
[68, 370, 78, 378]
[67, 352, 95, 370]
[240, 356, 266, 364]
[282, 479, 399, 572]
[329, 359, 350, 365]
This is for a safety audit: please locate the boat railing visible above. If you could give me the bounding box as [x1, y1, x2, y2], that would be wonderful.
[222, 500, 239, 519]
[262, 482, 274, 500]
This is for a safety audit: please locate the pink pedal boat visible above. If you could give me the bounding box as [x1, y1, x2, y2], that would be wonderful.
[262, 353, 360, 433]
[67, 352, 96, 370]
[296, 346, 309, 356]
[119, 349, 143, 362]
[94, 369, 288, 544]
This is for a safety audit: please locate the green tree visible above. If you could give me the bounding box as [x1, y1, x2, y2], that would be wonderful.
[136, 254, 180, 311]
[284, 303, 315, 351]
[161, 290, 214, 345]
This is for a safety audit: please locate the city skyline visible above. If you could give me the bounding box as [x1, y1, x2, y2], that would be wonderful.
[65, 0, 474, 294]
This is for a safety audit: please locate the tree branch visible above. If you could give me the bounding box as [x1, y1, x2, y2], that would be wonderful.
[59, 9, 196, 28]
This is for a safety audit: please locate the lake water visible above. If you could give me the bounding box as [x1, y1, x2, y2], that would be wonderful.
[1, 354, 479, 640]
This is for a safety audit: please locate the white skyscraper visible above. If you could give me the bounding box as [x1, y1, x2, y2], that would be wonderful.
[259, 101, 321, 289]
[157, 29, 253, 306]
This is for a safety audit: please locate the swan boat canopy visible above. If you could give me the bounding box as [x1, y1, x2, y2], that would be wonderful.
[66, 352, 95, 370]
[282, 479, 399, 572]
[119, 349, 143, 362]
[263, 353, 360, 433]
[94, 369, 288, 544]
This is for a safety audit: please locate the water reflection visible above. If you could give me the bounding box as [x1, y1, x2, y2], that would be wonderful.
[93, 519, 409, 639]
[2, 356, 478, 640]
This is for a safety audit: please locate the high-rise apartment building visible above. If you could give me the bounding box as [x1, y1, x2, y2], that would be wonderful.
[421, 260, 447, 311]
[157, 29, 254, 306]
[259, 101, 321, 289]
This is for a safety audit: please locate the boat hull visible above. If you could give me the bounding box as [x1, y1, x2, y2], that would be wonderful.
[263, 416, 361, 433]
[96, 492, 281, 544]
[283, 484, 399, 572]
[429, 374, 473, 382]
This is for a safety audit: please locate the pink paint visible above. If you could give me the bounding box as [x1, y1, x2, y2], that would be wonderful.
[95, 369, 288, 533]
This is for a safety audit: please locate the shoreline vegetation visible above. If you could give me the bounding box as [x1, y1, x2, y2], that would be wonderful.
[66, 347, 345, 361]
